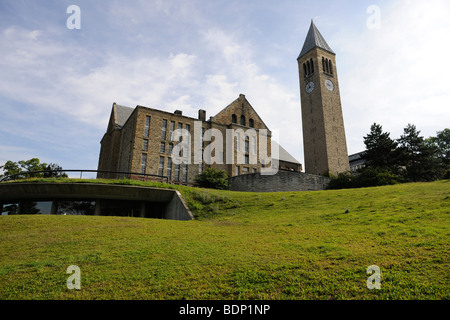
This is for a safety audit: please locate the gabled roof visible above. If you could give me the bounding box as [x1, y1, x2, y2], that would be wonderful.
[298, 20, 335, 59]
[272, 141, 301, 164]
[114, 104, 134, 128]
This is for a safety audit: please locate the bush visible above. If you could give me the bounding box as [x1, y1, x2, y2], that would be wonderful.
[195, 168, 230, 190]
[444, 169, 450, 180]
[327, 168, 400, 190]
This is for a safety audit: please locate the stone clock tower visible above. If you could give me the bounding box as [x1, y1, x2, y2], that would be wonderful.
[298, 20, 350, 176]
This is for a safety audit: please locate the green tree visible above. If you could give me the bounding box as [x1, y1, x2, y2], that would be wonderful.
[195, 168, 230, 190]
[397, 124, 441, 182]
[426, 128, 450, 169]
[361, 123, 399, 171]
[0, 158, 66, 180]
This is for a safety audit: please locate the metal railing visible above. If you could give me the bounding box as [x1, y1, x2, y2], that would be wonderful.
[0, 169, 169, 183]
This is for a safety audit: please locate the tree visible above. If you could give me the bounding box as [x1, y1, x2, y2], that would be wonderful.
[397, 124, 441, 182]
[361, 123, 399, 172]
[426, 128, 450, 169]
[195, 168, 230, 190]
[0, 158, 66, 180]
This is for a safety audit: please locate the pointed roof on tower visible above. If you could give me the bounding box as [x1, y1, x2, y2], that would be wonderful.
[298, 20, 335, 59]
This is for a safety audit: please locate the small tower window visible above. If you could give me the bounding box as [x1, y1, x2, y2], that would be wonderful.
[310, 58, 314, 73]
[232, 114, 237, 124]
[329, 60, 333, 75]
[322, 57, 326, 72]
[240, 115, 246, 126]
[303, 63, 307, 78]
[249, 119, 254, 128]
[325, 58, 329, 73]
[307, 61, 311, 75]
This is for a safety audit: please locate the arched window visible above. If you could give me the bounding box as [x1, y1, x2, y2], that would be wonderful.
[325, 58, 329, 73]
[232, 114, 237, 124]
[249, 119, 254, 128]
[240, 115, 246, 126]
[329, 60, 333, 75]
[307, 61, 311, 75]
[303, 63, 307, 78]
[310, 58, 314, 73]
[322, 57, 326, 72]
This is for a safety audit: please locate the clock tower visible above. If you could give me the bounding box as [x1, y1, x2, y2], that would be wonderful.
[298, 20, 350, 176]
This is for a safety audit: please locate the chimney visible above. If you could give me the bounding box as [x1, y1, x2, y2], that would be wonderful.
[198, 109, 206, 121]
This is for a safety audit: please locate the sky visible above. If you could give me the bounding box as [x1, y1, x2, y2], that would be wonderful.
[1, 0, 449, 175]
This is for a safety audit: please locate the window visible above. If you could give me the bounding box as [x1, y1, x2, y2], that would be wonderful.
[307, 60, 311, 74]
[235, 132, 240, 151]
[244, 138, 249, 153]
[178, 123, 183, 142]
[158, 156, 164, 176]
[232, 114, 237, 124]
[329, 60, 333, 75]
[168, 144, 173, 155]
[235, 166, 239, 176]
[322, 57, 326, 72]
[169, 121, 175, 141]
[167, 158, 172, 180]
[182, 164, 188, 183]
[143, 139, 149, 151]
[303, 63, 307, 78]
[310, 58, 314, 73]
[244, 154, 249, 165]
[161, 120, 167, 140]
[325, 58, 329, 73]
[160, 142, 165, 153]
[140, 154, 147, 174]
[243, 167, 249, 173]
[253, 168, 257, 173]
[144, 116, 151, 137]
[251, 136, 257, 155]
[240, 115, 246, 126]
[174, 164, 180, 182]
[249, 119, 254, 128]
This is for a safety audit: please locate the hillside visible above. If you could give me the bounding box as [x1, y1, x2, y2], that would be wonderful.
[0, 179, 449, 299]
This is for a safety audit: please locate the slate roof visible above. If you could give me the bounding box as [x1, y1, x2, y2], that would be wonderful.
[272, 141, 301, 164]
[298, 20, 335, 59]
[114, 104, 134, 128]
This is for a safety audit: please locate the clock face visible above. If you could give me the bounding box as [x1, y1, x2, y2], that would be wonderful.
[325, 79, 334, 91]
[306, 82, 315, 94]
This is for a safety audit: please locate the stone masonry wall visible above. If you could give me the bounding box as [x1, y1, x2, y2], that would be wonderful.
[229, 171, 330, 192]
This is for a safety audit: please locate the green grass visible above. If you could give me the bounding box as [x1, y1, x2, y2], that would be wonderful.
[0, 179, 449, 299]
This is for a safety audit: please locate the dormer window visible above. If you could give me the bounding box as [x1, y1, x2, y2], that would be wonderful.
[232, 114, 237, 124]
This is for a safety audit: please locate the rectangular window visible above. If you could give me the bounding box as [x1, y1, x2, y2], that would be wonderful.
[167, 158, 172, 179]
[253, 168, 257, 173]
[251, 136, 257, 155]
[235, 166, 239, 176]
[236, 133, 240, 151]
[182, 164, 188, 183]
[158, 156, 164, 176]
[169, 121, 175, 141]
[140, 154, 147, 174]
[161, 120, 167, 140]
[174, 164, 180, 182]
[144, 116, 151, 137]
[245, 154, 249, 165]
[243, 167, 249, 173]
[160, 142, 165, 153]
[245, 139, 249, 153]
[178, 123, 183, 142]
[168, 144, 173, 155]
[143, 139, 149, 151]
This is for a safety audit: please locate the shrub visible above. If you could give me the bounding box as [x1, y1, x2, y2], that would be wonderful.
[195, 168, 230, 190]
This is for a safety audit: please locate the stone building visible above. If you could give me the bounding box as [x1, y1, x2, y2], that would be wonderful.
[97, 94, 301, 185]
[297, 20, 350, 176]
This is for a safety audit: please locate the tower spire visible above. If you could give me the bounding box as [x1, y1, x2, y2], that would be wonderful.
[298, 20, 334, 59]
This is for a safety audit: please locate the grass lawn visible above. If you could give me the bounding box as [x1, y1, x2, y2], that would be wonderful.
[0, 179, 449, 299]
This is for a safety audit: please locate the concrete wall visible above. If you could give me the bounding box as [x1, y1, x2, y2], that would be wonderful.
[229, 171, 330, 192]
[0, 183, 194, 221]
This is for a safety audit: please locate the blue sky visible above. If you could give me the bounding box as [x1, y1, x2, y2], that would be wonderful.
[1, 0, 449, 175]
